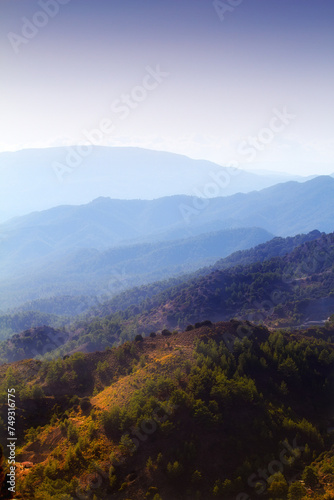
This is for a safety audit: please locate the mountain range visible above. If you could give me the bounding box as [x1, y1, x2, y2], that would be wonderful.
[1, 175, 333, 312]
[0, 228, 331, 363]
[0, 146, 310, 222]
[1, 157, 334, 499]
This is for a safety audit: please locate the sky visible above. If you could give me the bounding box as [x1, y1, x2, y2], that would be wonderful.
[1, 0, 334, 175]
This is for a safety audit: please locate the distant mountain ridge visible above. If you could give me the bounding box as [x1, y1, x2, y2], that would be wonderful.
[0, 146, 308, 222]
[0, 175, 333, 310]
[1, 175, 333, 258]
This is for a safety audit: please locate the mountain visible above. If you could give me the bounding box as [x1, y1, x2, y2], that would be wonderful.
[0, 320, 333, 499]
[0, 146, 306, 222]
[62, 231, 334, 357]
[0, 311, 70, 344]
[3, 231, 322, 321]
[0, 227, 273, 311]
[83, 230, 323, 320]
[118, 231, 334, 334]
[1, 175, 333, 311]
[1, 176, 333, 264]
[0, 229, 331, 364]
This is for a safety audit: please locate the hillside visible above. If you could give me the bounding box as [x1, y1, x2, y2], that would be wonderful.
[1, 174, 334, 311]
[0, 311, 69, 343]
[0, 320, 333, 499]
[0, 229, 331, 364]
[0, 227, 273, 312]
[2, 230, 321, 321]
[67, 231, 334, 357]
[128, 231, 334, 330]
[0, 230, 324, 363]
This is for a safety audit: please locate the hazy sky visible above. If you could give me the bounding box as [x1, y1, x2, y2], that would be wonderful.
[1, 0, 334, 175]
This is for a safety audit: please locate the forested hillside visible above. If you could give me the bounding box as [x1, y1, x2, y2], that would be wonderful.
[0, 227, 273, 312]
[1, 175, 333, 311]
[0, 230, 333, 364]
[0, 320, 333, 499]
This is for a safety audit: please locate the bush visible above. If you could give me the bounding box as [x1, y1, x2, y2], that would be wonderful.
[67, 422, 79, 443]
[167, 461, 183, 479]
[268, 476, 288, 498]
[162, 329, 172, 337]
[149, 332, 157, 338]
[302, 466, 318, 487]
[135, 335, 143, 342]
[31, 385, 45, 399]
[102, 406, 122, 438]
[69, 395, 80, 407]
[288, 481, 306, 500]
[96, 360, 109, 380]
[109, 472, 117, 489]
[145, 486, 159, 498]
[191, 470, 202, 483]
[80, 397, 91, 412]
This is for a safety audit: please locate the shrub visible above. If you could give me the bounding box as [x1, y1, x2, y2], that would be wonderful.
[31, 385, 45, 399]
[80, 397, 91, 412]
[302, 466, 318, 487]
[109, 472, 117, 489]
[69, 395, 80, 407]
[213, 479, 233, 496]
[167, 461, 183, 479]
[102, 406, 122, 438]
[267, 473, 288, 498]
[96, 360, 109, 380]
[145, 486, 159, 498]
[191, 470, 202, 483]
[67, 422, 79, 444]
[288, 481, 306, 500]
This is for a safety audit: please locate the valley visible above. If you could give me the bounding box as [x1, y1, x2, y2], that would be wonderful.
[0, 153, 334, 500]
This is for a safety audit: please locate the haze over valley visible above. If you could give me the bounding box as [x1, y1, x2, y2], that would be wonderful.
[1, 1, 334, 499]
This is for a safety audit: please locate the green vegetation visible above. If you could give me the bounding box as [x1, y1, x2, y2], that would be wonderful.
[0, 310, 69, 342]
[0, 320, 333, 499]
[0, 230, 330, 364]
[0, 231, 334, 498]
